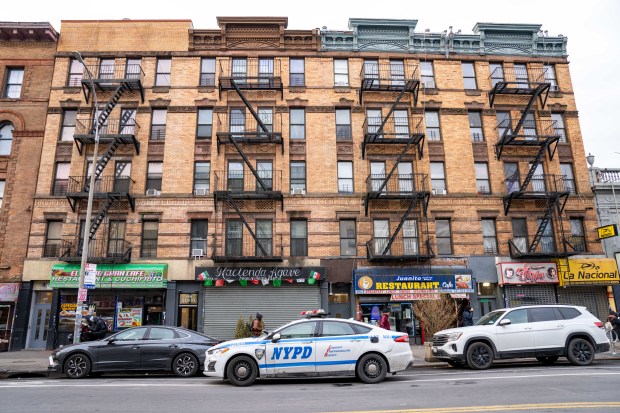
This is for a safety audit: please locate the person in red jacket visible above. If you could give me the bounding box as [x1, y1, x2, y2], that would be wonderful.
[379, 309, 391, 330]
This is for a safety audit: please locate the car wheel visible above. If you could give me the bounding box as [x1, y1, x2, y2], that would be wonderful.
[536, 356, 559, 365]
[466, 342, 493, 370]
[172, 353, 199, 377]
[226, 355, 258, 386]
[63, 353, 91, 379]
[356, 353, 388, 384]
[567, 338, 595, 366]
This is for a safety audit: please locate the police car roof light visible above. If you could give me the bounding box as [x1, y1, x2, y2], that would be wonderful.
[300, 309, 328, 318]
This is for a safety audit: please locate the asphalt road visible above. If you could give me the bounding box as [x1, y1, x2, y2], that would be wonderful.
[1, 360, 620, 413]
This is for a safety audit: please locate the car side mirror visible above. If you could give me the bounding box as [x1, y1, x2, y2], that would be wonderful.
[499, 319, 511, 326]
[107, 338, 116, 344]
[271, 333, 281, 343]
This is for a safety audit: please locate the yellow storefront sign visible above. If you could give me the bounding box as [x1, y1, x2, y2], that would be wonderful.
[597, 224, 618, 240]
[560, 258, 620, 286]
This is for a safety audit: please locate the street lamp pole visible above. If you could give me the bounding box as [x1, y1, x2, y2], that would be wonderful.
[72, 52, 100, 344]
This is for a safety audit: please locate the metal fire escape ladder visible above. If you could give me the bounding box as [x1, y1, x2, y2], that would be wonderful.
[90, 83, 129, 133]
[88, 196, 117, 241]
[381, 197, 419, 256]
[225, 196, 269, 257]
[527, 198, 558, 253]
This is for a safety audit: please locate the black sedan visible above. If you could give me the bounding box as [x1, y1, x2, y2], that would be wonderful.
[49, 326, 219, 379]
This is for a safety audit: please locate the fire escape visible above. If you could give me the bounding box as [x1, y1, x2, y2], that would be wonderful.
[360, 61, 434, 261]
[213, 58, 284, 262]
[60, 60, 144, 264]
[489, 65, 576, 258]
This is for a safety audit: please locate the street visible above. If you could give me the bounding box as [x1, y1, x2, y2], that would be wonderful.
[1, 360, 619, 413]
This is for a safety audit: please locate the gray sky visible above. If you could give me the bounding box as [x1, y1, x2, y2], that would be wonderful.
[5, 0, 618, 168]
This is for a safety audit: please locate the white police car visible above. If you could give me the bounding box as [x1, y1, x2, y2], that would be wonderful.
[204, 310, 414, 386]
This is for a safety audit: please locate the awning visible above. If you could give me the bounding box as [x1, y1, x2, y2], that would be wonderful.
[50, 264, 168, 289]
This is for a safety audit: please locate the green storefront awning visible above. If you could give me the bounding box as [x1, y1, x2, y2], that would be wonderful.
[50, 264, 168, 289]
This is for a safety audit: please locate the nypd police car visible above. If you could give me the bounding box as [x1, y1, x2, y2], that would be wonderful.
[204, 310, 414, 386]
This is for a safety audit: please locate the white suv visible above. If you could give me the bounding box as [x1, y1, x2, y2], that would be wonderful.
[432, 305, 610, 369]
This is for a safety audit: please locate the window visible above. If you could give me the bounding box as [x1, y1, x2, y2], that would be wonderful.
[481, 219, 498, 254]
[425, 111, 441, 141]
[475, 162, 490, 194]
[430, 162, 446, 192]
[115, 327, 147, 341]
[290, 220, 308, 256]
[150, 109, 167, 140]
[146, 162, 163, 193]
[0, 122, 13, 155]
[335, 109, 351, 140]
[256, 220, 273, 257]
[67, 59, 83, 86]
[537, 218, 555, 252]
[469, 111, 484, 142]
[290, 58, 305, 87]
[322, 321, 357, 337]
[53, 162, 70, 196]
[552, 113, 567, 143]
[60, 109, 77, 142]
[226, 220, 243, 256]
[194, 162, 210, 194]
[0, 180, 4, 209]
[496, 111, 512, 139]
[390, 60, 405, 86]
[197, 108, 213, 139]
[403, 219, 419, 255]
[290, 161, 306, 192]
[113, 161, 131, 192]
[227, 161, 244, 192]
[394, 109, 409, 138]
[373, 220, 390, 255]
[108, 221, 126, 257]
[232, 58, 247, 83]
[290, 108, 305, 139]
[370, 162, 386, 193]
[514, 63, 528, 88]
[511, 218, 528, 252]
[279, 321, 317, 339]
[155, 58, 171, 86]
[200, 58, 215, 87]
[530, 163, 545, 192]
[340, 220, 356, 256]
[120, 109, 137, 135]
[99, 58, 114, 79]
[420, 61, 435, 88]
[435, 219, 452, 255]
[523, 113, 537, 139]
[504, 309, 528, 324]
[462, 62, 477, 89]
[125, 58, 141, 79]
[561, 163, 576, 194]
[398, 162, 413, 192]
[558, 307, 581, 320]
[190, 220, 208, 256]
[544, 64, 558, 91]
[504, 162, 519, 194]
[148, 327, 176, 340]
[256, 161, 273, 192]
[366, 109, 382, 138]
[4, 68, 24, 98]
[141, 221, 159, 258]
[258, 58, 274, 85]
[570, 218, 586, 252]
[490, 63, 504, 87]
[337, 161, 353, 194]
[44, 221, 62, 257]
[230, 108, 245, 137]
[257, 108, 273, 134]
[334, 59, 349, 86]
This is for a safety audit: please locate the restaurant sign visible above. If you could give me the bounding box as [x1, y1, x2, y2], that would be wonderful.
[195, 266, 325, 283]
[354, 268, 474, 294]
[559, 258, 619, 286]
[498, 262, 558, 285]
[50, 264, 168, 289]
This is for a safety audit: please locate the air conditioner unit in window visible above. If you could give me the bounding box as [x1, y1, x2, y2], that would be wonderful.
[146, 189, 161, 196]
[334, 81, 349, 87]
[194, 188, 209, 196]
[291, 188, 306, 195]
[432, 188, 447, 195]
[191, 248, 204, 258]
[549, 84, 559, 92]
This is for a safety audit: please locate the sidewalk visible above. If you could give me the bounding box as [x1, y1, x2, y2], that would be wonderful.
[0, 344, 617, 379]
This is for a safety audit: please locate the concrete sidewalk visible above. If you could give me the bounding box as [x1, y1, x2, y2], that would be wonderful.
[0, 344, 617, 379]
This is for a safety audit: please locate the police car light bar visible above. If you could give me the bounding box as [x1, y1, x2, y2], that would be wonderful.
[300, 309, 328, 318]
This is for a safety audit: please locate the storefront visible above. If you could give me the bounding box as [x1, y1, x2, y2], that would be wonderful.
[353, 267, 475, 344]
[48, 263, 168, 347]
[0, 283, 19, 351]
[195, 266, 325, 340]
[498, 262, 558, 307]
[557, 258, 619, 321]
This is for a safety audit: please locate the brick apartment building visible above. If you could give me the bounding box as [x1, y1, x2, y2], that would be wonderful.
[15, 17, 613, 349]
[0, 22, 58, 351]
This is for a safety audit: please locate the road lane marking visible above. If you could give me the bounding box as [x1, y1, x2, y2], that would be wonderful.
[401, 370, 620, 383]
[323, 402, 620, 413]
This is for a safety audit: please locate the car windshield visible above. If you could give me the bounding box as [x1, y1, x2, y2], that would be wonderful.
[475, 310, 506, 326]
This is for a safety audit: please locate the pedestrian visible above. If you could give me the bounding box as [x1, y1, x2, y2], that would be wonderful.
[610, 312, 620, 342]
[379, 308, 391, 330]
[461, 306, 474, 327]
[88, 315, 108, 340]
[251, 312, 264, 337]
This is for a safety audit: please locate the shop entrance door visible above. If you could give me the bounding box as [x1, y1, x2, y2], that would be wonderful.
[28, 292, 52, 349]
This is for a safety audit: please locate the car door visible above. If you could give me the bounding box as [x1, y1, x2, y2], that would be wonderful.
[91, 327, 147, 371]
[264, 320, 317, 375]
[140, 327, 179, 370]
[315, 320, 364, 374]
[494, 309, 535, 354]
[529, 307, 564, 351]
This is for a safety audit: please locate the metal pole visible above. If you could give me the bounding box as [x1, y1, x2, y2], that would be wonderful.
[72, 52, 100, 344]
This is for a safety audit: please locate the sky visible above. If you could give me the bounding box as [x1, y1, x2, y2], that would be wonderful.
[4, 0, 619, 168]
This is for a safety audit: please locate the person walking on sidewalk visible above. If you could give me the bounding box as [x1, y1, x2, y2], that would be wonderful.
[251, 313, 264, 337]
[461, 307, 474, 327]
[379, 309, 391, 330]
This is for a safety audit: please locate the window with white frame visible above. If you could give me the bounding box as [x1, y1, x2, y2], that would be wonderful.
[337, 161, 353, 194]
[490, 63, 504, 87]
[462, 62, 477, 89]
[511, 218, 528, 252]
[334, 59, 349, 86]
[197, 108, 213, 139]
[560, 163, 576, 194]
[0, 122, 14, 155]
[146, 162, 163, 192]
[290, 161, 306, 192]
[339, 220, 356, 256]
[44, 221, 62, 257]
[4, 68, 24, 98]
[475, 162, 491, 194]
[290, 108, 305, 139]
[290, 58, 305, 87]
[150, 109, 167, 140]
[141, 221, 159, 258]
[68, 59, 83, 86]
[514, 63, 528, 88]
[425, 111, 441, 141]
[496, 111, 512, 139]
[190, 220, 208, 256]
[544, 64, 558, 91]
[0, 180, 4, 209]
[290, 220, 308, 256]
[155, 58, 171, 86]
[60, 109, 77, 142]
[336, 109, 351, 140]
[194, 162, 210, 194]
[53, 162, 70, 196]
[256, 220, 273, 257]
[200, 58, 215, 87]
[420, 61, 435, 88]
[430, 162, 446, 192]
[469, 111, 484, 142]
[373, 220, 390, 255]
[481, 218, 498, 254]
[435, 219, 452, 255]
[570, 218, 586, 252]
[552, 113, 567, 143]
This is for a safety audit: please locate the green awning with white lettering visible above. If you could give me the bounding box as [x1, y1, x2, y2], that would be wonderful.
[50, 264, 168, 289]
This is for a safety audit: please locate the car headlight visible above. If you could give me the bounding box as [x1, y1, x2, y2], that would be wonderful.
[207, 347, 230, 356]
[445, 332, 463, 342]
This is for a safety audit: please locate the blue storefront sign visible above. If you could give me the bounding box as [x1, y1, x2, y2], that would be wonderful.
[354, 267, 474, 294]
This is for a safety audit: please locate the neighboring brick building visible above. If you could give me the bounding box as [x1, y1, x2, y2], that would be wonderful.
[0, 22, 58, 350]
[20, 17, 608, 348]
